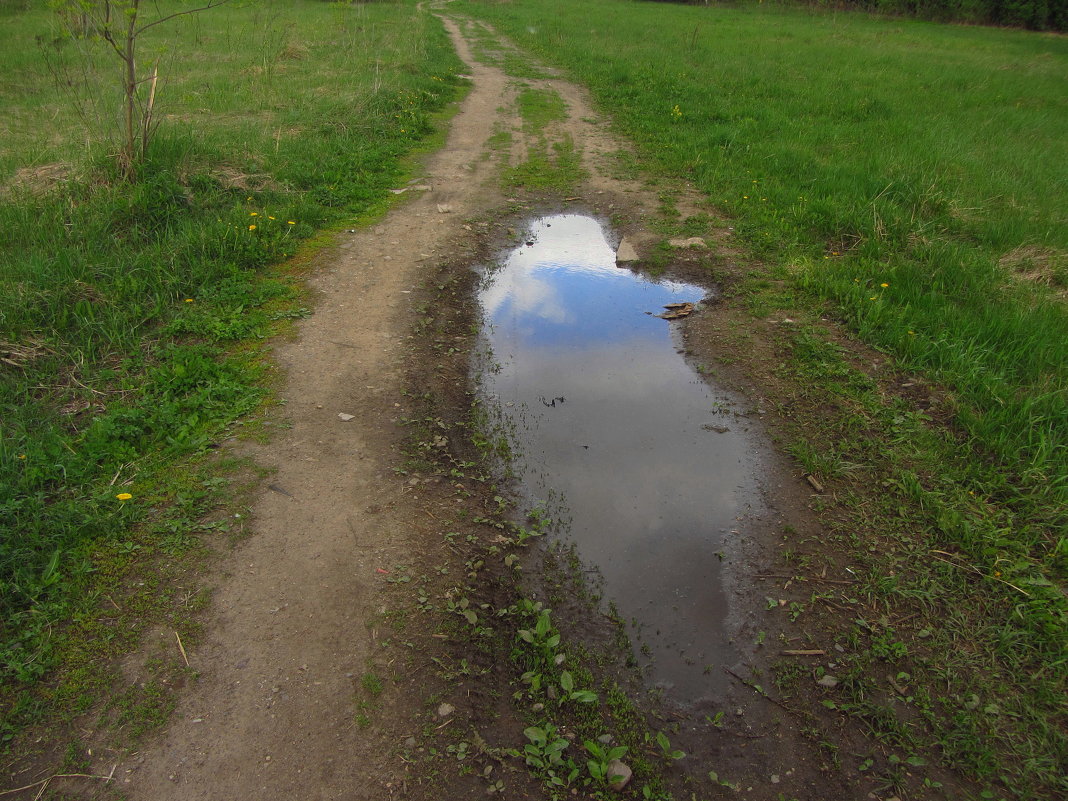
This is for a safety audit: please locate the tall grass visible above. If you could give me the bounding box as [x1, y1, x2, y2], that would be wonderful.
[0, 0, 463, 713]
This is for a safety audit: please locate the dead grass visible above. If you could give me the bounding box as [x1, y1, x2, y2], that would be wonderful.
[1, 162, 75, 199]
[206, 165, 283, 192]
[0, 339, 51, 369]
[280, 41, 309, 61]
[1000, 245, 1068, 294]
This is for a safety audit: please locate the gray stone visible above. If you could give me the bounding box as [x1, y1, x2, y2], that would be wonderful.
[615, 237, 640, 263]
[607, 760, 632, 791]
[816, 675, 839, 689]
[437, 702, 455, 718]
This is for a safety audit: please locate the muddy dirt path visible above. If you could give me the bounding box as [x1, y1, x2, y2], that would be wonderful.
[108, 16, 513, 801]
[97, 11, 843, 801]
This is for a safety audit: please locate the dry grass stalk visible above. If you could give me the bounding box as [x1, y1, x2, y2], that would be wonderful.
[0, 340, 50, 369]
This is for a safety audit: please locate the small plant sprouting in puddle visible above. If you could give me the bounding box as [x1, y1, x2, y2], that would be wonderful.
[708, 770, 741, 791]
[705, 710, 725, 727]
[652, 730, 685, 762]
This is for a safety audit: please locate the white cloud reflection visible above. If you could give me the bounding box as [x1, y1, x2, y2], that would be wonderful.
[481, 215, 620, 325]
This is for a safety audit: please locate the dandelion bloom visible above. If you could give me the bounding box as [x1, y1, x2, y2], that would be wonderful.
[184, 298, 194, 303]
[249, 224, 257, 231]
[250, 212, 259, 216]
[287, 221, 296, 225]
[880, 282, 889, 288]
[116, 492, 133, 501]
[17, 454, 26, 460]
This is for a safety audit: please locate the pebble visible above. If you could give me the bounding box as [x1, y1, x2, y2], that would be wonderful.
[817, 675, 839, 689]
[437, 702, 455, 718]
[607, 760, 632, 791]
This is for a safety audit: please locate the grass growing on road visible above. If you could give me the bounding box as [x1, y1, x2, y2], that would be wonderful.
[0, 0, 463, 745]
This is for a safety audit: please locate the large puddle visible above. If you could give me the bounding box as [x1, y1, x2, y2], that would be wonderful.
[477, 215, 764, 703]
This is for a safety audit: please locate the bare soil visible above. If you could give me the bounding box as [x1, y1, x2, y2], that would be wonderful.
[5, 12, 964, 801]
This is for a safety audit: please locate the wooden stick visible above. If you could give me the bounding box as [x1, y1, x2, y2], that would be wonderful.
[781, 649, 825, 656]
[722, 667, 803, 718]
[928, 554, 1031, 597]
[175, 631, 190, 667]
[0, 768, 116, 797]
[752, 574, 855, 585]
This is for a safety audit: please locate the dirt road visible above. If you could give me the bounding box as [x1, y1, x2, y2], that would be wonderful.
[95, 11, 846, 801]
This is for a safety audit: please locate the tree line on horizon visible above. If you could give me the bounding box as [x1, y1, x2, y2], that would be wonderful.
[648, 0, 1067, 31]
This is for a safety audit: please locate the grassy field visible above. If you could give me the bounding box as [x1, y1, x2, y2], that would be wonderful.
[0, 0, 463, 743]
[456, 1, 1067, 797]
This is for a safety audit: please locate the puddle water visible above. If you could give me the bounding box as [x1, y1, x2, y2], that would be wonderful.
[477, 214, 764, 703]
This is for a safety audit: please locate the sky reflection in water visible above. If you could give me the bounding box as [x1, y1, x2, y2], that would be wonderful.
[479, 215, 761, 702]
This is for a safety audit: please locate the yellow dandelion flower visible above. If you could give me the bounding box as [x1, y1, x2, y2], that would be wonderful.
[184, 298, 194, 303]
[17, 454, 26, 460]
[268, 216, 276, 220]
[249, 224, 257, 231]
[287, 221, 296, 225]
[880, 282, 889, 288]
[116, 492, 132, 501]
[250, 212, 259, 217]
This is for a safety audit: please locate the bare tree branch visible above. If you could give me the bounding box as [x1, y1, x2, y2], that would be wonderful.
[135, 0, 231, 37]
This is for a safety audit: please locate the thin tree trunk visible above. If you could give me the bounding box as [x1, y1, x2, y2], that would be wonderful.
[121, 0, 139, 179]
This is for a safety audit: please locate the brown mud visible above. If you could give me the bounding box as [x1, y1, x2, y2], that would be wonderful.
[3, 10, 969, 801]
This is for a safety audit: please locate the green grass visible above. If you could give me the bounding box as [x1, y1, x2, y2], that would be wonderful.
[0, 0, 463, 742]
[502, 84, 583, 191]
[767, 311, 1067, 797]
